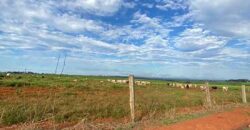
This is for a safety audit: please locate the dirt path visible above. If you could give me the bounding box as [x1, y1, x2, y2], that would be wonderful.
[150, 107, 250, 130]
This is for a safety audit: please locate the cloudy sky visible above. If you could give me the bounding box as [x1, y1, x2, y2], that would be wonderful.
[0, 0, 250, 80]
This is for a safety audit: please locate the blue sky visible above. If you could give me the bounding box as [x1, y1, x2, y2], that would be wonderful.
[0, 0, 250, 80]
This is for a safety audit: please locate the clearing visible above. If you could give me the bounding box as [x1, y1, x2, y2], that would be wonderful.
[0, 73, 249, 129]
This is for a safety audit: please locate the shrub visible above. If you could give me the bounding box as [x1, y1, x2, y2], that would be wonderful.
[1, 104, 54, 125]
[2, 105, 28, 125]
[16, 76, 22, 80]
[6, 81, 31, 87]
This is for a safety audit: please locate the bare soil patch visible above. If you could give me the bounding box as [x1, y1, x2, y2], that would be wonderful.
[0, 87, 15, 96]
[150, 107, 250, 130]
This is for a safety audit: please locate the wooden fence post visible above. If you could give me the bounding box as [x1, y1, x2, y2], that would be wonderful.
[241, 85, 247, 103]
[128, 75, 135, 123]
[205, 82, 212, 108]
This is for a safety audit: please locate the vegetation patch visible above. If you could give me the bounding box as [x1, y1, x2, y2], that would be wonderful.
[0, 74, 249, 128]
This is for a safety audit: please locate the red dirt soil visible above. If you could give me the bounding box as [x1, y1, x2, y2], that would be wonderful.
[0, 87, 15, 96]
[149, 107, 250, 130]
[0, 87, 62, 96]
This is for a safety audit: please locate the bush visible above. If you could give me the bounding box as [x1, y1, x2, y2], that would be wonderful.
[1, 104, 53, 125]
[16, 76, 22, 80]
[2, 106, 28, 125]
[6, 81, 31, 87]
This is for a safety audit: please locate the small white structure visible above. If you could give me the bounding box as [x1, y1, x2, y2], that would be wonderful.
[135, 81, 150, 86]
[6, 73, 10, 77]
[122, 80, 128, 83]
[107, 79, 128, 84]
[117, 80, 123, 83]
[135, 81, 141, 85]
[180, 83, 183, 87]
[222, 86, 228, 92]
[73, 79, 78, 82]
[200, 86, 206, 91]
[111, 80, 116, 83]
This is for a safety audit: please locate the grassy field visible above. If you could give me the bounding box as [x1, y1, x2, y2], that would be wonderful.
[0, 73, 249, 129]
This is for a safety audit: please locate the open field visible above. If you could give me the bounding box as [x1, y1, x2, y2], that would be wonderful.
[0, 73, 249, 129]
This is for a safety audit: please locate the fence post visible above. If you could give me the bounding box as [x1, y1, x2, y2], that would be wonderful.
[128, 75, 135, 123]
[241, 85, 247, 103]
[205, 82, 212, 108]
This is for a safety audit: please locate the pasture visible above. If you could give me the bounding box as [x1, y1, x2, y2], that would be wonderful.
[0, 73, 249, 129]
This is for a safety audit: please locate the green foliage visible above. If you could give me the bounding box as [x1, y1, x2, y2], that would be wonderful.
[1, 103, 52, 125]
[1, 105, 28, 125]
[163, 112, 208, 125]
[0, 73, 249, 127]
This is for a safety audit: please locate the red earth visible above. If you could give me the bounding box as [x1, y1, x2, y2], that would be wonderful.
[149, 107, 250, 130]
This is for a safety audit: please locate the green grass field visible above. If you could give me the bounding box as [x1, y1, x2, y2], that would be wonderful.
[0, 73, 249, 129]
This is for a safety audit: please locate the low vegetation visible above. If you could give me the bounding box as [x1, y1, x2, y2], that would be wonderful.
[0, 73, 249, 129]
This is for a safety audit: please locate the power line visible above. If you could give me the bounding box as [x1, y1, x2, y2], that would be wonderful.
[55, 55, 60, 74]
[60, 54, 67, 75]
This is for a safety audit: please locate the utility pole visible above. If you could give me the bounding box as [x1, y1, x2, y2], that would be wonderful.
[60, 54, 67, 75]
[55, 55, 60, 74]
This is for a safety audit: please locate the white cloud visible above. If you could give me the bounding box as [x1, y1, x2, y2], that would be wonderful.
[156, 0, 187, 10]
[122, 1, 136, 8]
[63, 0, 123, 16]
[53, 14, 104, 33]
[0, 0, 143, 60]
[142, 3, 154, 8]
[189, 0, 250, 39]
[131, 11, 171, 37]
[174, 27, 227, 51]
[0, 0, 173, 64]
[0, 0, 249, 79]
[99, 11, 172, 45]
[143, 36, 168, 49]
[220, 47, 249, 59]
[169, 12, 193, 27]
[0, 0, 105, 34]
[100, 25, 147, 41]
[132, 11, 162, 28]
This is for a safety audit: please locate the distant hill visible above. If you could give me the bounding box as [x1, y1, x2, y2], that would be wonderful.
[1, 71, 36, 74]
[228, 79, 249, 82]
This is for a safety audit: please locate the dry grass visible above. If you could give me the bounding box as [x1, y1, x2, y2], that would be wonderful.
[0, 74, 249, 129]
